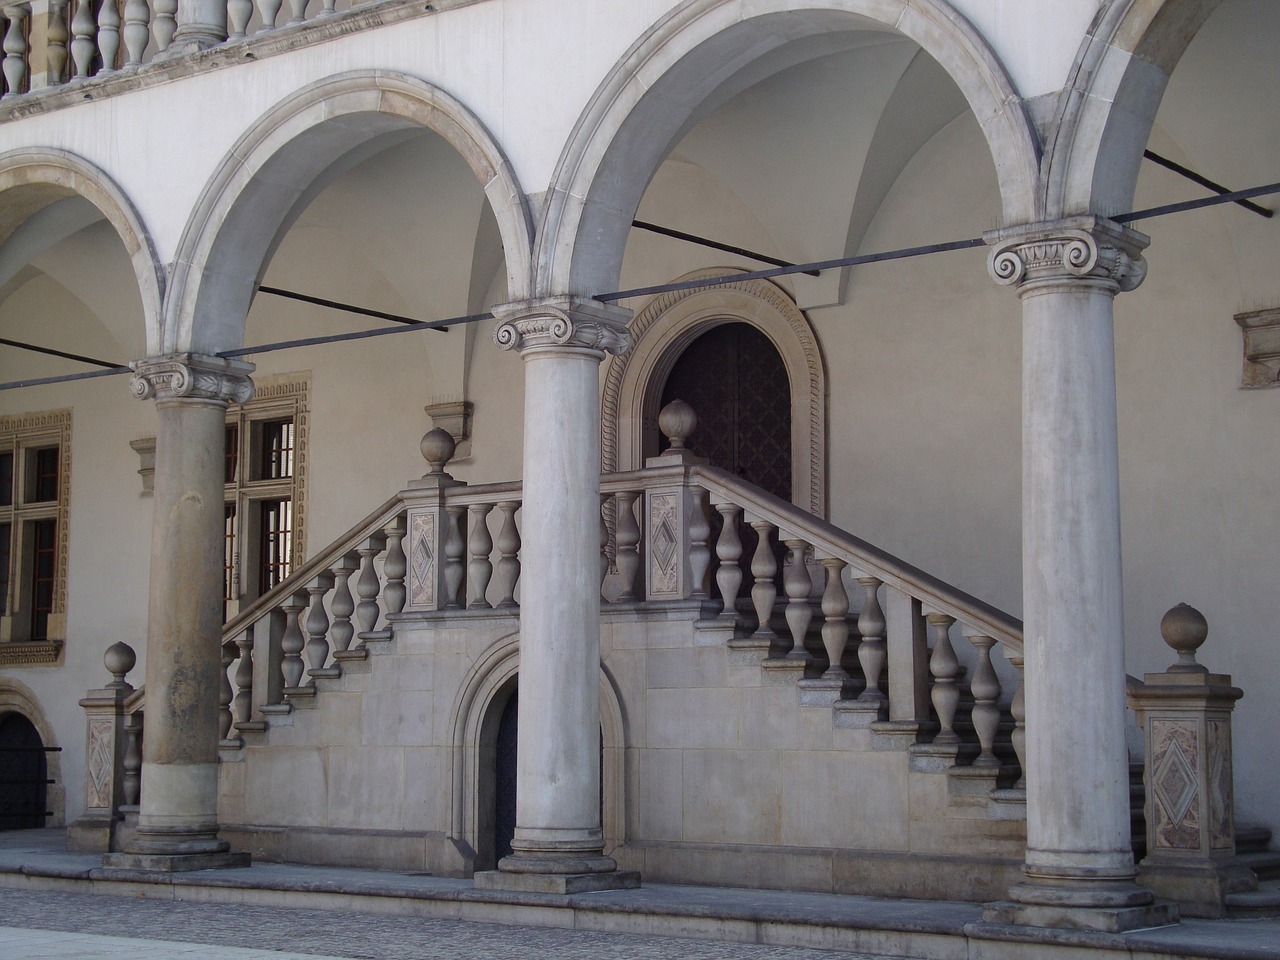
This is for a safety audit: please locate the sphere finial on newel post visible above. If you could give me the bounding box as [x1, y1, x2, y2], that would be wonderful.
[1160, 602, 1209, 674]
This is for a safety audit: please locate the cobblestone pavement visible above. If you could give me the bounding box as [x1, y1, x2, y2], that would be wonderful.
[0, 889, 915, 959]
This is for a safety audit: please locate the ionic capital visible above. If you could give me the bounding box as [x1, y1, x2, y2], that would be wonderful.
[492, 297, 633, 359]
[986, 217, 1149, 295]
[129, 354, 255, 405]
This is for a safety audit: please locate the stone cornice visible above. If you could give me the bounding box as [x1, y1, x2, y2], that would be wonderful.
[129, 354, 255, 404]
[985, 216, 1149, 295]
[493, 297, 633, 358]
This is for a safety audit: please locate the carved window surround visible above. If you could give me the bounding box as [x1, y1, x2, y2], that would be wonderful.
[1236, 308, 1280, 388]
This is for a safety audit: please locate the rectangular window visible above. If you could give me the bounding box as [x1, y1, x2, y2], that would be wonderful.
[258, 419, 294, 480]
[0, 522, 9, 617]
[29, 519, 56, 642]
[224, 503, 238, 619]
[224, 425, 240, 484]
[0, 452, 12, 506]
[30, 447, 59, 503]
[257, 499, 292, 596]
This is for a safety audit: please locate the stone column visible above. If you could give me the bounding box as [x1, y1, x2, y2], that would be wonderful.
[473, 297, 638, 894]
[105, 354, 253, 871]
[982, 217, 1174, 931]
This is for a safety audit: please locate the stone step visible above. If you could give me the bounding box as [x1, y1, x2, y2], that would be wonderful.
[1241, 850, 1280, 882]
[1225, 880, 1280, 919]
[1236, 824, 1275, 855]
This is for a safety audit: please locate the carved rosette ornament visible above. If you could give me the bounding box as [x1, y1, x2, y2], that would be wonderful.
[493, 297, 633, 358]
[129, 354, 255, 405]
[986, 216, 1150, 296]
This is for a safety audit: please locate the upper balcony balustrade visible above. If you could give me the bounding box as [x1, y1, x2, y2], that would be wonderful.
[0, 0, 482, 118]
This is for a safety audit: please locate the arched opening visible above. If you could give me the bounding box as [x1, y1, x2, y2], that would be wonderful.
[476, 677, 518, 870]
[657, 321, 792, 501]
[0, 712, 47, 830]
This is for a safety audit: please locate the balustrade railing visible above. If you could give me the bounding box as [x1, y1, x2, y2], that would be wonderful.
[0, 0, 372, 99]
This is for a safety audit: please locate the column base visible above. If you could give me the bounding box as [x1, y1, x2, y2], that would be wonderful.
[474, 868, 641, 895]
[1137, 856, 1257, 918]
[985, 876, 1178, 931]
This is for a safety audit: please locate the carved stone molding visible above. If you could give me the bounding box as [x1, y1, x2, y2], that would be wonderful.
[129, 354, 256, 405]
[986, 216, 1149, 295]
[1235, 308, 1280, 388]
[492, 298, 633, 358]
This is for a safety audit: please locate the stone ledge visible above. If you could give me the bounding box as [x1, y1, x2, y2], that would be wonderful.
[473, 869, 641, 895]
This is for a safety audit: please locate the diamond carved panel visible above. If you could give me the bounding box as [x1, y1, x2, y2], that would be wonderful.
[85, 718, 113, 810]
[1151, 718, 1201, 850]
[409, 512, 437, 608]
[649, 493, 679, 596]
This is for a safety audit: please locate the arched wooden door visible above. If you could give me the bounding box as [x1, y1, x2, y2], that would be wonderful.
[658, 322, 791, 501]
[0, 712, 47, 830]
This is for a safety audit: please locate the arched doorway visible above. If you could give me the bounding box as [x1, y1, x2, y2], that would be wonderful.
[657, 321, 792, 502]
[0, 712, 47, 830]
[493, 690, 518, 864]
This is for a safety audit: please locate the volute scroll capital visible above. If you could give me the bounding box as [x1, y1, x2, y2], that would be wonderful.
[985, 216, 1149, 295]
[129, 353, 256, 405]
[492, 297, 633, 358]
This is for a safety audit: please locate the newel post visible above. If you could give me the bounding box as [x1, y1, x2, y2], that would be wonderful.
[403, 427, 465, 612]
[643, 399, 711, 602]
[67, 642, 137, 852]
[1129, 603, 1254, 917]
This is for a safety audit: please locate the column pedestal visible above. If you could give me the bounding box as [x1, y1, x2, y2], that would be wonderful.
[979, 218, 1174, 931]
[471, 298, 639, 895]
[104, 355, 254, 873]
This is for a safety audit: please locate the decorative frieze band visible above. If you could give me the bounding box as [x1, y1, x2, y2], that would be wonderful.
[129, 354, 256, 405]
[986, 216, 1150, 294]
[493, 297, 633, 358]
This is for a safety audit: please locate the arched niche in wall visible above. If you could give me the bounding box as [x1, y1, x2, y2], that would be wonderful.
[0, 679, 64, 828]
[602, 269, 827, 517]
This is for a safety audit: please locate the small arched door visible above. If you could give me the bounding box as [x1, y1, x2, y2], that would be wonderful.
[493, 692, 518, 864]
[0, 712, 47, 830]
[657, 322, 791, 502]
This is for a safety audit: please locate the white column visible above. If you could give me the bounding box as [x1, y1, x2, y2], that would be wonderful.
[479, 298, 634, 891]
[108, 354, 253, 870]
[984, 218, 1174, 931]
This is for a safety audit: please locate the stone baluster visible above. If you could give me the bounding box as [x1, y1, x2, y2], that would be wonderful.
[467, 502, 494, 609]
[121, 712, 141, 807]
[218, 640, 235, 743]
[748, 518, 778, 644]
[120, 0, 147, 67]
[714, 502, 743, 620]
[613, 490, 641, 601]
[927, 613, 960, 744]
[780, 538, 812, 662]
[95, 0, 118, 72]
[493, 500, 521, 608]
[285, 0, 307, 25]
[443, 503, 466, 609]
[2, 6, 29, 96]
[966, 633, 1002, 767]
[328, 553, 357, 656]
[1007, 652, 1026, 788]
[856, 577, 887, 707]
[304, 572, 335, 682]
[255, 0, 281, 31]
[231, 627, 259, 737]
[279, 591, 307, 693]
[353, 532, 386, 640]
[41, 0, 69, 87]
[151, 0, 176, 51]
[227, 0, 252, 40]
[688, 487, 711, 600]
[318, 0, 335, 16]
[70, 0, 95, 78]
[381, 514, 407, 616]
[818, 558, 850, 682]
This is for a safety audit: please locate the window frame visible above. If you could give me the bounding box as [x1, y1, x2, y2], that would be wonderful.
[0, 409, 71, 665]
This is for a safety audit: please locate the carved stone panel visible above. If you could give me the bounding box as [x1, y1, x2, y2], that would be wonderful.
[85, 717, 114, 811]
[1151, 718, 1201, 851]
[408, 510, 437, 609]
[648, 491, 681, 598]
[1208, 718, 1234, 850]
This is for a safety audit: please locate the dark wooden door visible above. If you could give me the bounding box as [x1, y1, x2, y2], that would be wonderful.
[493, 692, 518, 864]
[0, 713, 47, 830]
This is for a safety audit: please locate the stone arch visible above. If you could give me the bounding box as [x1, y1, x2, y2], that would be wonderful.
[603, 270, 826, 516]
[537, 0, 1040, 296]
[446, 632, 627, 872]
[1041, 0, 1224, 219]
[166, 70, 536, 355]
[0, 148, 164, 355]
[0, 678, 64, 827]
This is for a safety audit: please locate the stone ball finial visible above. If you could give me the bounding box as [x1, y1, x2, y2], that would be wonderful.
[658, 399, 697, 451]
[104, 641, 136, 689]
[1160, 602, 1209, 674]
[420, 427, 457, 475]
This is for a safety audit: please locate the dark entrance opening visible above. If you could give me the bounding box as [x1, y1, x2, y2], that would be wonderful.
[493, 691, 518, 864]
[0, 712, 48, 830]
